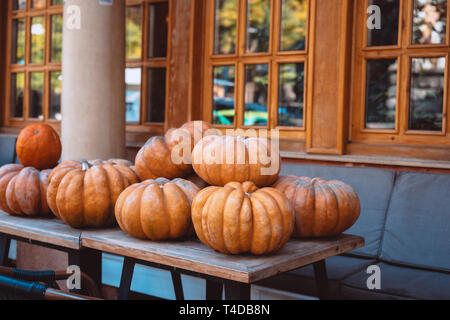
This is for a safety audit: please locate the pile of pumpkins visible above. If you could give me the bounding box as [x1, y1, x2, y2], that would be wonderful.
[0, 121, 361, 255]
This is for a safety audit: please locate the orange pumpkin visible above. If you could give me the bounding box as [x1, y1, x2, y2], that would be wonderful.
[191, 181, 294, 255]
[135, 121, 216, 180]
[115, 178, 200, 240]
[16, 123, 62, 170]
[191, 135, 280, 187]
[0, 164, 52, 216]
[46, 160, 140, 228]
[273, 175, 361, 238]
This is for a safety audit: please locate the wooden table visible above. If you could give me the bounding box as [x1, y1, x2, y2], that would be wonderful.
[0, 211, 102, 292]
[82, 229, 364, 300]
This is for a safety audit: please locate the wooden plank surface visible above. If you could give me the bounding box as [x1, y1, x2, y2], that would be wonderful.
[81, 229, 364, 283]
[0, 211, 81, 249]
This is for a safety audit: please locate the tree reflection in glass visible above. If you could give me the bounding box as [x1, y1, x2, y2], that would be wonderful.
[214, 0, 238, 55]
[278, 63, 304, 127]
[31, 16, 45, 64]
[280, 0, 308, 51]
[244, 64, 268, 126]
[126, 5, 142, 60]
[409, 57, 446, 131]
[213, 65, 235, 125]
[367, 0, 400, 47]
[412, 0, 447, 45]
[29, 72, 44, 119]
[10, 73, 25, 118]
[12, 19, 25, 65]
[51, 14, 63, 62]
[13, 0, 27, 10]
[246, 0, 271, 53]
[50, 71, 62, 120]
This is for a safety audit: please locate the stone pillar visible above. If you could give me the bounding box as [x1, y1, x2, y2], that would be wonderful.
[61, 0, 126, 160]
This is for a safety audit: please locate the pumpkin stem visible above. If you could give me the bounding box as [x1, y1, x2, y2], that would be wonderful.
[80, 160, 92, 171]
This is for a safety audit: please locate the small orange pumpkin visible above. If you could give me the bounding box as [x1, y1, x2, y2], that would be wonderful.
[0, 164, 52, 216]
[115, 178, 200, 240]
[191, 181, 294, 255]
[16, 123, 62, 170]
[273, 175, 361, 238]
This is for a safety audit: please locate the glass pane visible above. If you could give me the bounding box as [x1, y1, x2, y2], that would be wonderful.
[278, 63, 304, 127]
[12, 19, 25, 65]
[146, 68, 166, 123]
[13, 0, 26, 10]
[50, 71, 62, 120]
[29, 72, 44, 119]
[214, 0, 238, 55]
[51, 0, 64, 5]
[126, 5, 142, 60]
[10, 73, 25, 118]
[31, 0, 45, 8]
[244, 64, 268, 126]
[126, 68, 141, 123]
[213, 65, 235, 125]
[148, 2, 168, 58]
[51, 15, 63, 62]
[412, 0, 447, 45]
[409, 57, 446, 131]
[31, 16, 45, 64]
[280, 0, 308, 51]
[365, 59, 397, 129]
[367, 0, 400, 47]
[246, 0, 271, 53]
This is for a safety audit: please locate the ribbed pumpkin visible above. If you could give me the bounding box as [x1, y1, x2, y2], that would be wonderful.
[191, 135, 280, 187]
[0, 164, 52, 216]
[273, 175, 361, 238]
[135, 121, 217, 180]
[16, 123, 62, 170]
[191, 181, 294, 255]
[46, 160, 140, 228]
[115, 178, 200, 240]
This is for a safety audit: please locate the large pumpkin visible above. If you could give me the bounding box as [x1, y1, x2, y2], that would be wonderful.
[115, 178, 200, 240]
[273, 175, 361, 238]
[191, 181, 294, 255]
[0, 164, 52, 216]
[46, 160, 140, 228]
[191, 135, 280, 187]
[16, 123, 62, 170]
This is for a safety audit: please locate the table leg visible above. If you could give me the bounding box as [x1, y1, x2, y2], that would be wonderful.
[224, 280, 251, 300]
[171, 270, 184, 300]
[68, 249, 102, 296]
[313, 260, 330, 300]
[0, 235, 10, 266]
[206, 279, 223, 300]
[118, 257, 136, 300]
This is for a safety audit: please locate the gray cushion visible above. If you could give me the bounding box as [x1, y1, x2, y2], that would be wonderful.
[256, 255, 376, 299]
[280, 163, 395, 258]
[0, 136, 17, 166]
[380, 171, 450, 273]
[342, 262, 450, 300]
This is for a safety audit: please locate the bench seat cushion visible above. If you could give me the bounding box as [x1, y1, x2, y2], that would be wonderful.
[380, 171, 450, 273]
[341, 262, 450, 300]
[280, 163, 395, 258]
[256, 255, 376, 299]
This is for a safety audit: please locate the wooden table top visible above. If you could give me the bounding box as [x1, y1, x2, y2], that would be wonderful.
[81, 229, 364, 283]
[0, 211, 82, 250]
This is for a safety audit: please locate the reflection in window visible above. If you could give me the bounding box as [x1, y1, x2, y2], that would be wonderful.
[126, 6, 142, 60]
[148, 2, 169, 58]
[32, 0, 46, 8]
[146, 68, 166, 123]
[51, 15, 63, 62]
[50, 72, 62, 120]
[213, 65, 235, 125]
[280, 0, 308, 51]
[367, 0, 400, 47]
[246, 0, 271, 53]
[10, 73, 25, 118]
[214, 0, 238, 55]
[409, 57, 446, 131]
[365, 59, 397, 129]
[29, 72, 44, 119]
[278, 63, 304, 127]
[412, 0, 447, 45]
[13, 0, 27, 10]
[126, 68, 141, 123]
[52, 0, 64, 5]
[12, 19, 25, 65]
[31, 16, 45, 64]
[244, 64, 268, 126]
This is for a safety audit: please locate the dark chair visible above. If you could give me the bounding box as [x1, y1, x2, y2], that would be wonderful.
[0, 265, 102, 300]
[0, 135, 18, 166]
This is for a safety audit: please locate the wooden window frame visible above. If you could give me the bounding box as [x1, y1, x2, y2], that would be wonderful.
[3, 0, 63, 130]
[349, 0, 450, 160]
[201, 0, 314, 144]
[125, 0, 171, 137]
